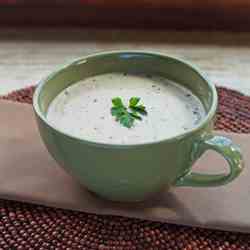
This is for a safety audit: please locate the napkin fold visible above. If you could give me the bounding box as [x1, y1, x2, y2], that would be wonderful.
[1, 100, 250, 233]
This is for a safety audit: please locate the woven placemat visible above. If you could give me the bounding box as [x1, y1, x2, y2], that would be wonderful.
[0, 86, 249, 250]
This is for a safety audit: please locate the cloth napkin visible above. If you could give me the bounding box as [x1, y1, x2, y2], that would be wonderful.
[1, 100, 249, 233]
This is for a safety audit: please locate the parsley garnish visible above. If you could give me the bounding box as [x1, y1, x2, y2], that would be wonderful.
[111, 97, 147, 128]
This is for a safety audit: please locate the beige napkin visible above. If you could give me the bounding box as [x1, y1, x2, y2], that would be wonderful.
[1, 100, 250, 233]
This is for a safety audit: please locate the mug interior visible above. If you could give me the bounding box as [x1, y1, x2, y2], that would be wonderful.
[34, 51, 217, 141]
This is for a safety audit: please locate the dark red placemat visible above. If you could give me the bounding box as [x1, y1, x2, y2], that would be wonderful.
[0, 86, 249, 250]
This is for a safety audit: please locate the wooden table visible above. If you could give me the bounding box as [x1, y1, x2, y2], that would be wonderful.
[1, 28, 250, 95]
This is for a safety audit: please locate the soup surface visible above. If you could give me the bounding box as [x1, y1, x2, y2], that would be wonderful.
[47, 73, 206, 144]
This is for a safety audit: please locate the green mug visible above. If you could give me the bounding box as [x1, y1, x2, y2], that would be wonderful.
[33, 51, 244, 202]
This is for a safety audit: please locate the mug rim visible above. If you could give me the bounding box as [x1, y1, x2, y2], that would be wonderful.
[33, 50, 218, 148]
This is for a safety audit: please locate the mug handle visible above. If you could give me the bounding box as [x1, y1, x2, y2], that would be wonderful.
[175, 135, 244, 187]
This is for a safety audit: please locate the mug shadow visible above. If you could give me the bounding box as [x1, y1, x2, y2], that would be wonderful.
[82, 187, 197, 223]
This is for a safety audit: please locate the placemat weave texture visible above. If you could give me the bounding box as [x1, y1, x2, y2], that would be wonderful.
[0, 86, 249, 250]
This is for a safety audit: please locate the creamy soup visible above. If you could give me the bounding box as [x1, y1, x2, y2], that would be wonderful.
[47, 73, 206, 144]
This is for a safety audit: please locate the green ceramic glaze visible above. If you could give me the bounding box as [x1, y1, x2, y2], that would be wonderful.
[33, 51, 244, 202]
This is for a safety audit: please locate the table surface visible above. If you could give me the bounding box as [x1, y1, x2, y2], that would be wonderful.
[1, 28, 250, 95]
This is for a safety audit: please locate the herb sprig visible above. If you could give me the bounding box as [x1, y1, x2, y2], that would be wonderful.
[111, 97, 147, 128]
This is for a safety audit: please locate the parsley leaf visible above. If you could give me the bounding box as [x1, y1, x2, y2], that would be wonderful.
[111, 107, 125, 118]
[129, 97, 147, 115]
[111, 97, 147, 128]
[130, 105, 147, 115]
[130, 111, 142, 120]
[129, 97, 140, 107]
[112, 97, 124, 108]
[120, 114, 134, 128]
